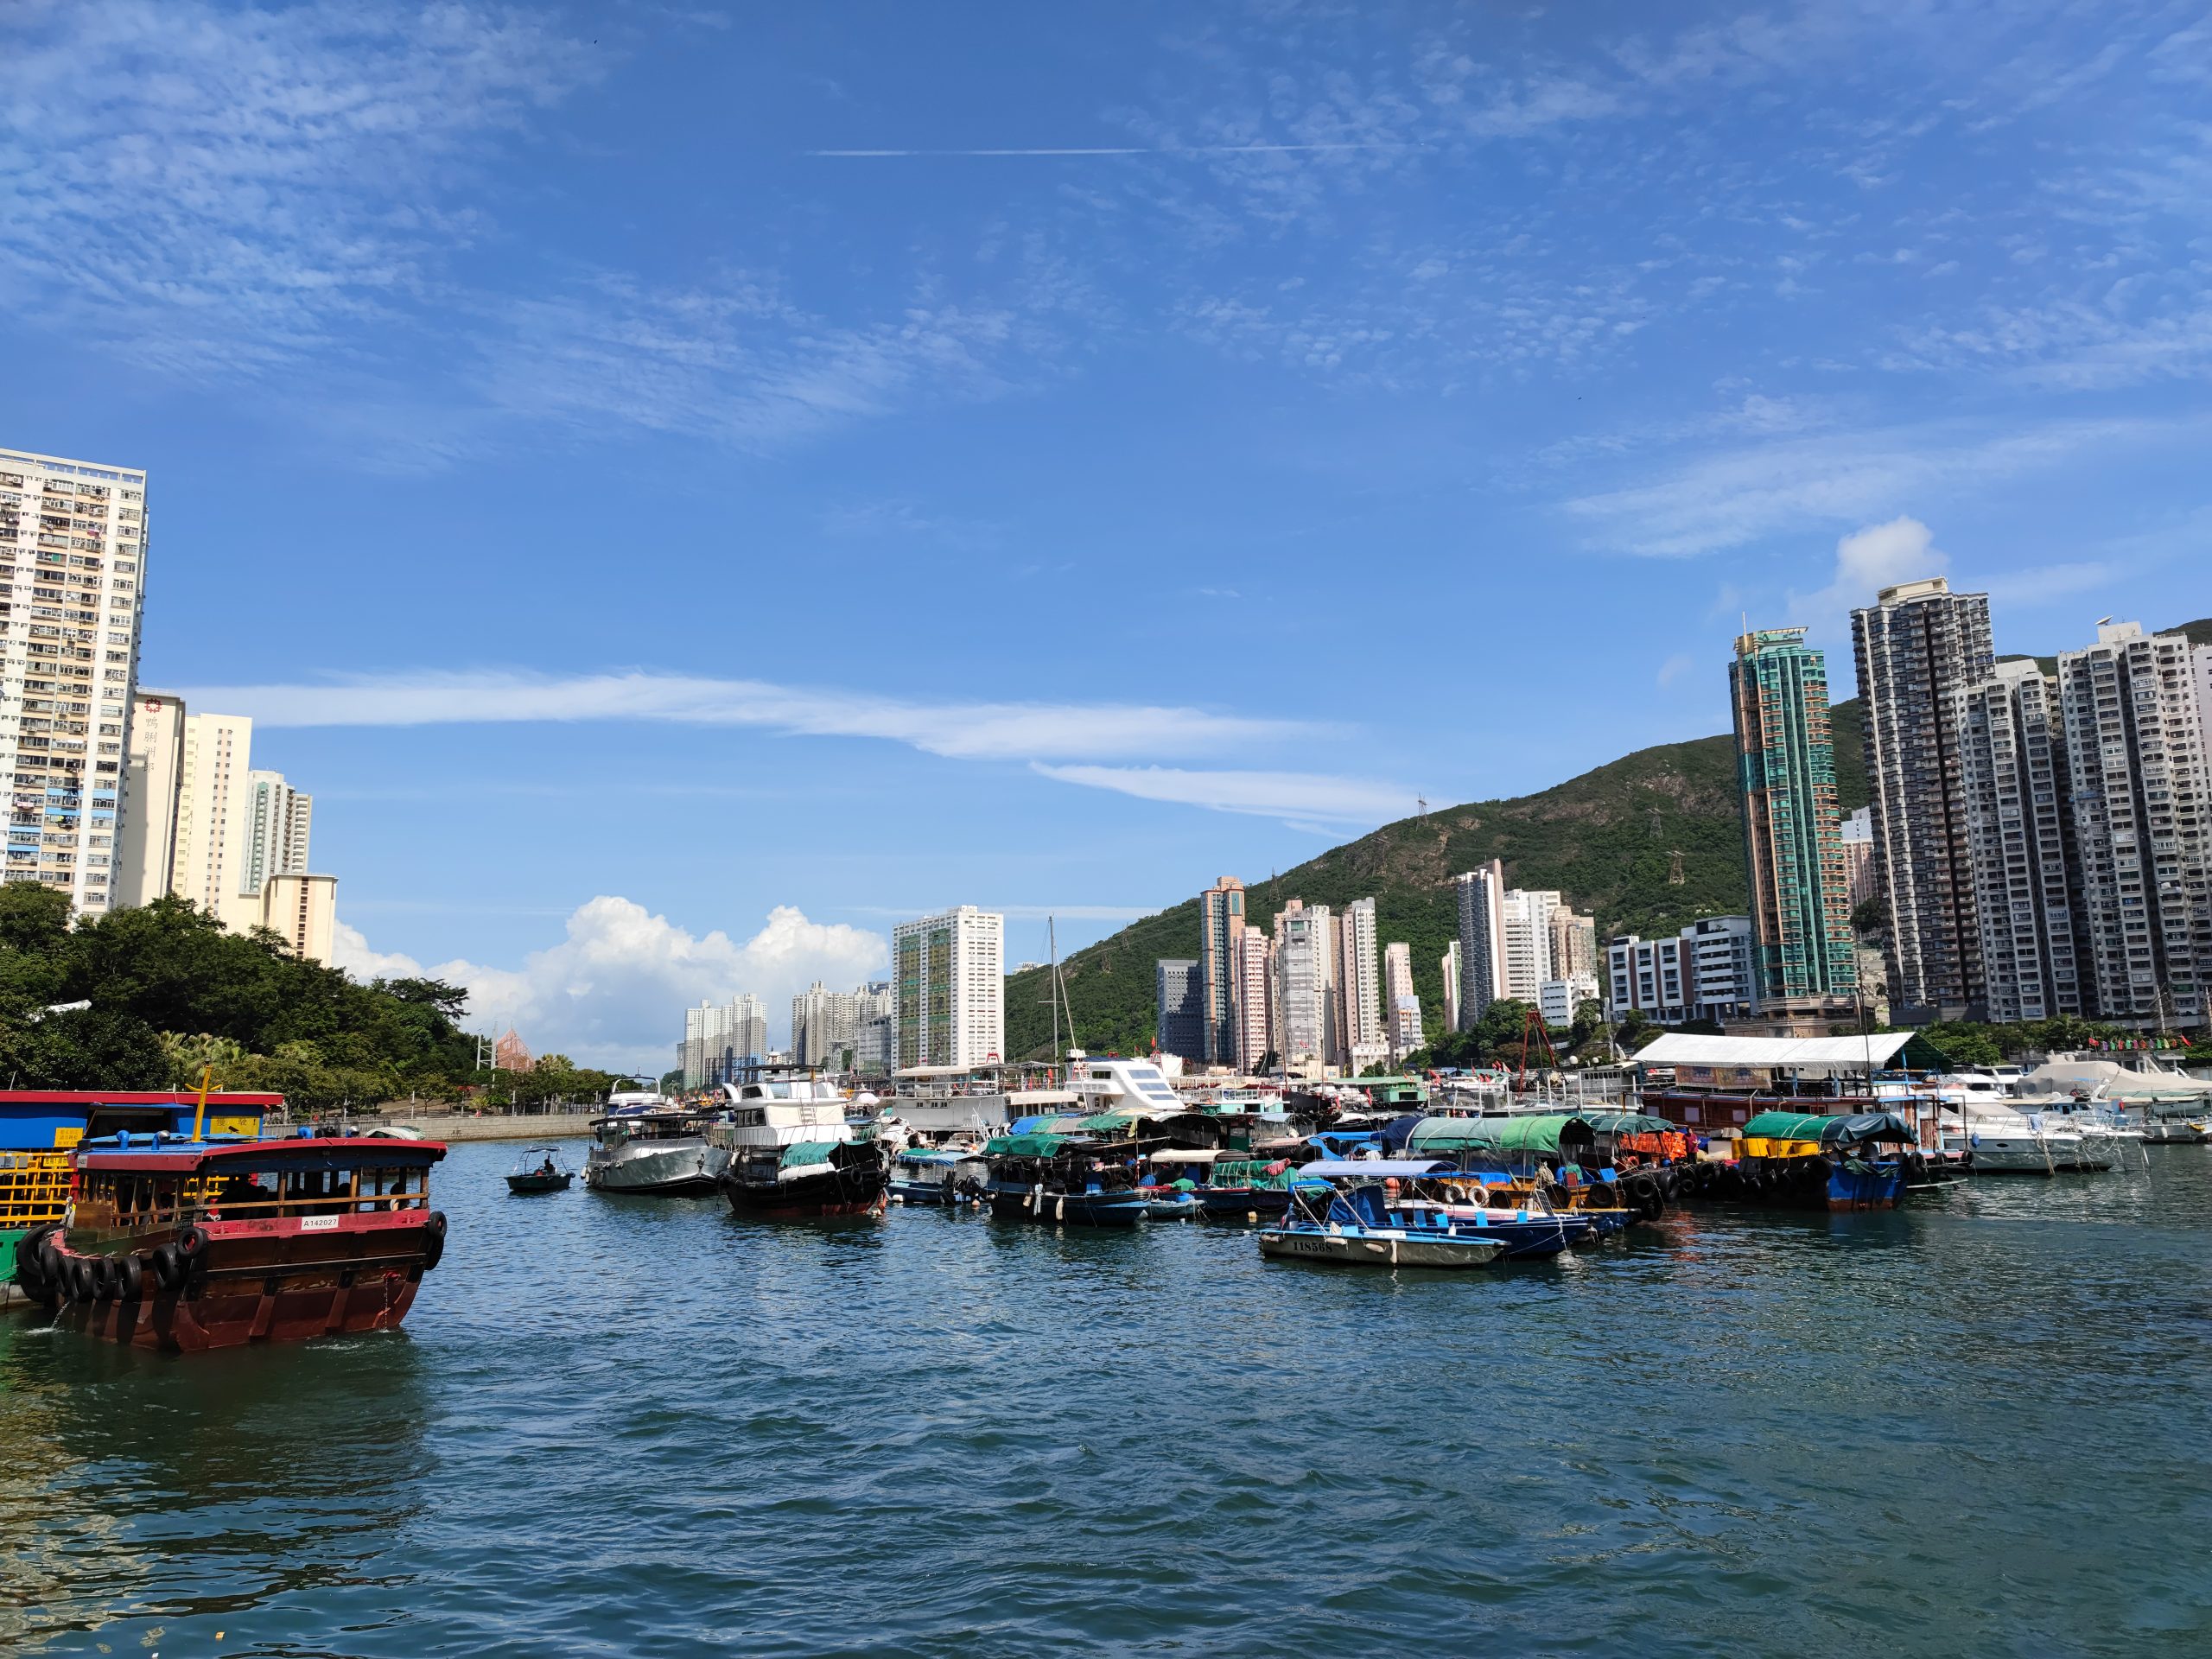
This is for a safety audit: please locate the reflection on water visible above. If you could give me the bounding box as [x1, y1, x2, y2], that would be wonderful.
[3, 1141, 2208, 1656]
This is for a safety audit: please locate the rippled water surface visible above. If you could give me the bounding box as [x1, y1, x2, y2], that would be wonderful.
[4, 1141, 2209, 1656]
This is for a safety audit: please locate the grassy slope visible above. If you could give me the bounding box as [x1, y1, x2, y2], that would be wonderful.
[1004, 702, 1867, 1059]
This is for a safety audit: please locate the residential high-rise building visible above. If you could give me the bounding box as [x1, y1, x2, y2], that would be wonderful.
[1198, 876, 1246, 1065]
[1499, 887, 1560, 1001]
[2058, 622, 2212, 1027]
[0, 448, 148, 917]
[1731, 626, 1858, 1007]
[791, 981, 863, 1068]
[681, 995, 769, 1090]
[115, 690, 183, 907]
[2196, 644, 2212, 749]
[854, 981, 894, 1073]
[1605, 917, 1755, 1026]
[1548, 904, 1598, 982]
[1839, 806, 1877, 908]
[1273, 899, 1332, 1065]
[1538, 974, 1599, 1029]
[1155, 958, 1204, 1062]
[168, 711, 256, 930]
[1234, 929, 1274, 1072]
[1335, 896, 1384, 1066]
[893, 906, 1004, 1067]
[1440, 941, 1460, 1033]
[240, 769, 312, 906]
[1958, 661, 2085, 1023]
[1452, 861, 1505, 1027]
[1853, 577, 1995, 1018]
[257, 871, 337, 965]
[1382, 941, 1422, 1058]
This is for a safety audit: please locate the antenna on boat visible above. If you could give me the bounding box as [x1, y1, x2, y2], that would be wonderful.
[1048, 916, 1060, 1075]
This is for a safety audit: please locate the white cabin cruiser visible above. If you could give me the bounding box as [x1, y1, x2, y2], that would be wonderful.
[584, 1096, 721, 1195]
[1942, 1103, 2113, 1173]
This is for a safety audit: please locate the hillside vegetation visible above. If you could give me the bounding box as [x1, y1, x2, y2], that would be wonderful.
[1012, 614, 2212, 1062]
[1004, 702, 1866, 1059]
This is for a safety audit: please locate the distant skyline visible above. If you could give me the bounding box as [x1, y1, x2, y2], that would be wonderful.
[9, 1, 2206, 1069]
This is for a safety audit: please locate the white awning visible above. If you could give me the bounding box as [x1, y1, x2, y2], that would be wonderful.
[1147, 1148, 1226, 1163]
[1634, 1033, 1919, 1069]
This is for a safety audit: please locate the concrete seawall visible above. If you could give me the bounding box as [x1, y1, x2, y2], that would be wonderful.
[382, 1112, 599, 1142]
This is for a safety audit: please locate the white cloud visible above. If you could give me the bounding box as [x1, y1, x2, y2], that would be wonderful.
[338, 899, 887, 1075]
[330, 921, 429, 983]
[175, 669, 1312, 762]
[1565, 418, 2153, 557]
[1656, 652, 1697, 687]
[1787, 515, 1946, 636]
[1032, 763, 1417, 825]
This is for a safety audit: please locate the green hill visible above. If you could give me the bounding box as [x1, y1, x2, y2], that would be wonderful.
[1003, 702, 1867, 1059]
[1011, 614, 2212, 1060]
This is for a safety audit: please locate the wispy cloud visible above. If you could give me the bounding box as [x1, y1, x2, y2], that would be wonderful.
[0, 0, 598, 378]
[1031, 764, 1417, 825]
[806, 143, 1421, 157]
[1564, 416, 2166, 557]
[176, 669, 1317, 763]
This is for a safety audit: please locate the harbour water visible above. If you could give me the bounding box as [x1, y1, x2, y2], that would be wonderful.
[4, 1141, 2207, 1656]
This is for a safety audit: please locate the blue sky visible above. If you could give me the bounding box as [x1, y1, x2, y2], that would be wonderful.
[7, 1, 2208, 1068]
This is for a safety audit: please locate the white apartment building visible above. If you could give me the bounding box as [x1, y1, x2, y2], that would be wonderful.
[1274, 899, 1333, 1065]
[1500, 887, 1560, 1001]
[1336, 896, 1384, 1059]
[791, 980, 863, 1068]
[1606, 916, 1756, 1026]
[1234, 929, 1274, 1072]
[1440, 940, 1460, 1034]
[1452, 862, 1504, 1027]
[853, 980, 894, 1073]
[0, 448, 149, 915]
[2058, 622, 2212, 1027]
[893, 906, 1004, 1067]
[1538, 973, 1600, 1029]
[681, 994, 769, 1089]
[1839, 805, 1878, 909]
[169, 711, 256, 930]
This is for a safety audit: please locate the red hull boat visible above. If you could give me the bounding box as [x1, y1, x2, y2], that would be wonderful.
[16, 1132, 448, 1354]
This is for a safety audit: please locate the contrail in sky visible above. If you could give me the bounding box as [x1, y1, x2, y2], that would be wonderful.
[805, 143, 1421, 157]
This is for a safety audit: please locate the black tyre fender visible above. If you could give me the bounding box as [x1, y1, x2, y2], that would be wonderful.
[421, 1211, 448, 1270]
[176, 1224, 213, 1262]
[12, 1224, 60, 1294]
[151, 1243, 186, 1290]
[112, 1254, 143, 1300]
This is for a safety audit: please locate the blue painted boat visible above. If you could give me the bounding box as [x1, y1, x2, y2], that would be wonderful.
[1284, 1160, 1595, 1261]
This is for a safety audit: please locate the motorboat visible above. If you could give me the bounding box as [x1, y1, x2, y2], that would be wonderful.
[1940, 1104, 2113, 1173]
[711, 1075, 888, 1217]
[888, 1146, 985, 1206]
[505, 1146, 574, 1194]
[584, 1103, 721, 1195]
[1257, 1161, 1517, 1269]
[980, 1130, 1153, 1226]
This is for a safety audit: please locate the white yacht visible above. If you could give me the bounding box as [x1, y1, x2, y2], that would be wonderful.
[1063, 1052, 1187, 1118]
[1942, 1103, 2113, 1174]
[584, 1095, 721, 1195]
[879, 1063, 1077, 1140]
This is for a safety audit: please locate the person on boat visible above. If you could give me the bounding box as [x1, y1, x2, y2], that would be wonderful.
[539, 1156, 556, 1177]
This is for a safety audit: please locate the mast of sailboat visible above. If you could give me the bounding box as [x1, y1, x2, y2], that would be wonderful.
[1048, 917, 1061, 1084]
